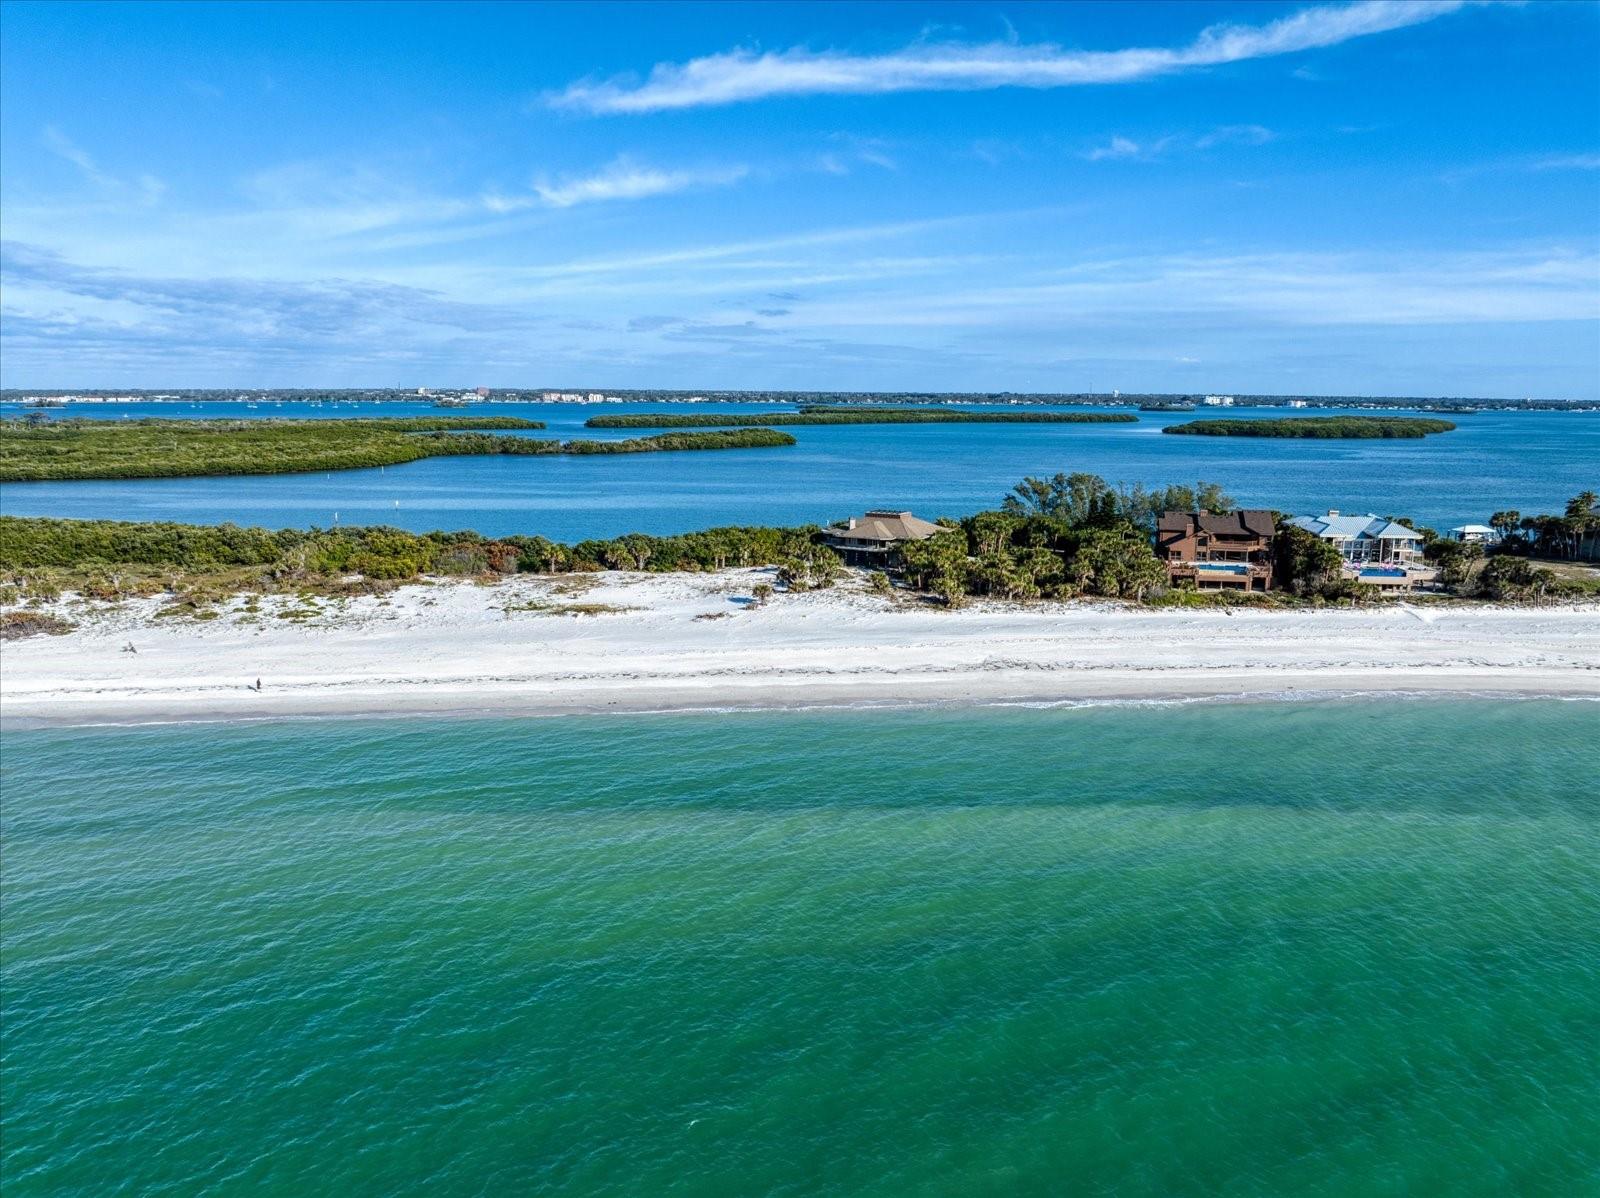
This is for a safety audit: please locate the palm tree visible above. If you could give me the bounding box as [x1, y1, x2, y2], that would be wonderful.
[1489, 510, 1521, 544]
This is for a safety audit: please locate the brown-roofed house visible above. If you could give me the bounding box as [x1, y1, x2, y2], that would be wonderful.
[1156, 510, 1277, 591]
[821, 510, 945, 567]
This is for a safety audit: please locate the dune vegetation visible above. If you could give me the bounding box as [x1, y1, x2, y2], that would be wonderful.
[0, 516, 843, 611]
[585, 407, 1138, 428]
[0, 417, 795, 482]
[1163, 416, 1456, 438]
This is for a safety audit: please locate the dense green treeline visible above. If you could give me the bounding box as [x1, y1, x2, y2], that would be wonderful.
[0, 473, 1205, 605]
[0, 516, 840, 594]
[585, 408, 1137, 428]
[1164, 416, 1457, 438]
[415, 428, 795, 457]
[1478, 492, 1600, 563]
[3, 482, 1594, 609]
[897, 474, 1236, 604]
[0, 418, 793, 481]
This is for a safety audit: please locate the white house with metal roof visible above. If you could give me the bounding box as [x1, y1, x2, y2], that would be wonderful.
[1289, 510, 1425, 563]
[1447, 524, 1498, 544]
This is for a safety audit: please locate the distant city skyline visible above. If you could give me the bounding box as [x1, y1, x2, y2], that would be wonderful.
[2, 0, 1597, 397]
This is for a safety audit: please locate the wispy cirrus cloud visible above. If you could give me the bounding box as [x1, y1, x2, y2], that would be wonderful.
[0, 238, 548, 381]
[1531, 153, 1600, 171]
[41, 125, 166, 204]
[1195, 123, 1276, 149]
[550, 1, 1470, 114]
[0, 239, 528, 336]
[488, 158, 749, 210]
[1084, 136, 1148, 162]
[1440, 151, 1600, 185]
[5, 237, 1594, 394]
[777, 247, 1600, 330]
[1082, 124, 1274, 161]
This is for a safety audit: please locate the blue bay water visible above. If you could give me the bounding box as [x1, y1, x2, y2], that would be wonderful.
[3, 699, 1598, 1196]
[1, 401, 1594, 538]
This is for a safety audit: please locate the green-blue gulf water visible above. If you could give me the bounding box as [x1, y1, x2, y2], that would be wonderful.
[3, 699, 1598, 1196]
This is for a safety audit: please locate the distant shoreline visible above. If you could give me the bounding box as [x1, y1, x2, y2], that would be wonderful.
[5, 392, 1597, 413]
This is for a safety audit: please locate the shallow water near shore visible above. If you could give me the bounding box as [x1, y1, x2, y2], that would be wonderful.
[3, 698, 1598, 1195]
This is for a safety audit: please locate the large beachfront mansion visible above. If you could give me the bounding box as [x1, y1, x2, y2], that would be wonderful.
[1287, 511, 1425, 563]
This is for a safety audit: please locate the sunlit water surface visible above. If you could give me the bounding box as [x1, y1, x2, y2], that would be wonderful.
[1, 402, 1593, 538]
[3, 699, 1597, 1196]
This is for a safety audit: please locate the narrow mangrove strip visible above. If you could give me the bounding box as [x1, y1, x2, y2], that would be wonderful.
[585, 407, 1139, 428]
[0, 418, 794, 482]
[1162, 416, 1457, 438]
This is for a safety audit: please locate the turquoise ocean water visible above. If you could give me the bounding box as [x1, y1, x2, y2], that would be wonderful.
[4, 699, 1598, 1196]
[1, 401, 1594, 537]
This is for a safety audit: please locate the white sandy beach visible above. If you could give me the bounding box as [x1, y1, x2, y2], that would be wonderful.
[3, 569, 1598, 724]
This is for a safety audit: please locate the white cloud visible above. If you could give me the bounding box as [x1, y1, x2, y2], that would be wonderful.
[551, 1, 1468, 113]
[1531, 154, 1600, 171]
[521, 159, 749, 208]
[1195, 123, 1276, 149]
[1084, 136, 1144, 161]
[1440, 152, 1600, 185]
[811, 136, 897, 177]
[493, 213, 991, 280]
[39, 127, 168, 208]
[778, 248, 1600, 330]
[41, 126, 118, 187]
[1083, 125, 1272, 161]
[840, 137, 898, 171]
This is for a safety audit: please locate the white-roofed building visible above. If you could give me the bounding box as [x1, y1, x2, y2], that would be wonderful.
[1447, 524, 1498, 544]
[1289, 510, 1425, 564]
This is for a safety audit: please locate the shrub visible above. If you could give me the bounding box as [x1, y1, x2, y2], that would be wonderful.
[0, 610, 74, 639]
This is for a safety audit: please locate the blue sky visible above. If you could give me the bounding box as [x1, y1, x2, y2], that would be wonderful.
[1, 0, 1596, 396]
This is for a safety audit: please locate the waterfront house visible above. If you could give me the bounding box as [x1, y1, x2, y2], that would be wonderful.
[1447, 524, 1498, 545]
[1156, 510, 1276, 591]
[1289, 511, 1425, 564]
[821, 510, 944, 567]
